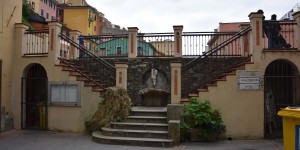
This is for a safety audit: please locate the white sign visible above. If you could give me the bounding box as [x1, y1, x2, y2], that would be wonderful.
[239, 78, 260, 84]
[239, 83, 260, 90]
[238, 71, 263, 90]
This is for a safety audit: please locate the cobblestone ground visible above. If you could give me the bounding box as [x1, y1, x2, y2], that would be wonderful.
[0, 130, 283, 150]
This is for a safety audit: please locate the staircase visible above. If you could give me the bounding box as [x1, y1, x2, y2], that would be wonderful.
[182, 57, 254, 103]
[56, 33, 116, 96]
[92, 107, 173, 147]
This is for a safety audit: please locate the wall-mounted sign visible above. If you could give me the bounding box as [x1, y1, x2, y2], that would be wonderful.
[237, 71, 263, 90]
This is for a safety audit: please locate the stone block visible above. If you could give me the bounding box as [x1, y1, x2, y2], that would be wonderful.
[167, 104, 184, 122]
[168, 120, 180, 146]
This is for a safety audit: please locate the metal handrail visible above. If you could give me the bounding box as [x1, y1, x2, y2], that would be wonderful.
[182, 26, 252, 70]
[59, 33, 115, 72]
[58, 58, 105, 89]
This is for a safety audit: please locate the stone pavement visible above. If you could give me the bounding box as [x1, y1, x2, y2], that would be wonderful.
[0, 130, 283, 150]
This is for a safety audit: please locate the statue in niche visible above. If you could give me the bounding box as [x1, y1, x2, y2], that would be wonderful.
[151, 68, 158, 86]
[139, 68, 170, 106]
[263, 14, 291, 49]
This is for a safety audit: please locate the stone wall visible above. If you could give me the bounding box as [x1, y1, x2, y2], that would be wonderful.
[110, 58, 183, 106]
[181, 57, 249, 97]
[74, 57, 248, 105]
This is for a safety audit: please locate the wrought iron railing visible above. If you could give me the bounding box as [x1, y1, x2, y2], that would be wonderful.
[58, 58, 106, 89]
[137, 33, 174, 57]
[263, 20, 297, 49]
[59, 33, 115, 72]
[182, 31, 238, 56]
[79, 34, 129, 57]
[24, 30, 49, 55]
[183, 26, 252, 70]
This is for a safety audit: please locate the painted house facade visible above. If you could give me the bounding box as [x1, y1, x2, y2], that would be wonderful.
[95, 38, 156, 57]
[39, 0, 58, 21]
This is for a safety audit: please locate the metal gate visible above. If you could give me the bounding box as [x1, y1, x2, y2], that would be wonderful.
[21, 64, 48, 130]
[264, 60, 300, 138]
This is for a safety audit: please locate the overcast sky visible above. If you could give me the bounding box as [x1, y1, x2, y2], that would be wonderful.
[85, 0, 299, 32]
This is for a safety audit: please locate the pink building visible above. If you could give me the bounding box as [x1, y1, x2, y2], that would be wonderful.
[39, 0, 59, 21]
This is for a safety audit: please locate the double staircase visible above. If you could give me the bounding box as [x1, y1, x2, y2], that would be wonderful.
[92, 107, 173, 147]
[54, 27, 253, 147]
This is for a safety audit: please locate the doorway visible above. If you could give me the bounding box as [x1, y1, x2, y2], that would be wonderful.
[21, 64, 48, 130]
[264, 59, 300, 138]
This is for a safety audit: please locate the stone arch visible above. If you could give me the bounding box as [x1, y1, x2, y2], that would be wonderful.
[21, 63, 48, 130]
[264, 59, 300, 138]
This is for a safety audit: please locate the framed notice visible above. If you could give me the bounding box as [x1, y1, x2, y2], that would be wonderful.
[237, 71, 263, 90]
[48, 81, 80, 106]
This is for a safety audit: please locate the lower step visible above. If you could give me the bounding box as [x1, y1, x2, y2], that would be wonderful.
[111, 122, 168, 131]
[101, 127, 168, 139]
[92, 131, 173, 147]
[125, 116, 167, 123]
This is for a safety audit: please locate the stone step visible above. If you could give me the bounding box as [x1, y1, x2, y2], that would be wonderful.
[101, 127, 168, 139]
[130, 107, 167, 117]
[110, 122, 168, 131]
[92, 131, 172, 148]
[125, 116, 167, 124]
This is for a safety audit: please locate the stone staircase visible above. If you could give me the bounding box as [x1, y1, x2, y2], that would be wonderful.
[56, 58, 113, 96]
[182, 57, 253, 102]
[92, 107, 173, 147]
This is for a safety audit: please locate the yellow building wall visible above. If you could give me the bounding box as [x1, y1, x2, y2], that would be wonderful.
[64, 8, 89, 35]
[0, 0, 22, 115]
[199, 48, 300, 139]
[11, 54, 102, 132]
[27, 0, 39, 13]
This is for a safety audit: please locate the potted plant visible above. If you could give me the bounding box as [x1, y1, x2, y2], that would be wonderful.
[181, 98, 226, 142]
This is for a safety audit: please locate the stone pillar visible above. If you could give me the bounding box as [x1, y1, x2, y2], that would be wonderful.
[48, 22, 62, 65]
[240, 24, 250, 56]
[248, 11, 264, 56]
[115, 62, 128, 89]
[168, 120, 180, 146]
[170, 62, 182, 104]
[128, 27, 139, 58]
[69, 30, 81, 59]
[14, 24, 29, 57]
[293, 11, 300, 50]
[167, 104, 184, 122]
[173, 25, 183, 57]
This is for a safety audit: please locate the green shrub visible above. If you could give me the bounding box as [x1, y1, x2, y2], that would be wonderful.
[181, 98, 226, 139]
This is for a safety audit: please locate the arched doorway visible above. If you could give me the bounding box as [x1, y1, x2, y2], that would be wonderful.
[21, 64, 48, 130]
[264, 59, 300, 138]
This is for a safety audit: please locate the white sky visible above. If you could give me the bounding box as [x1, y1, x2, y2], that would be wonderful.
[86, 0, 299, 32]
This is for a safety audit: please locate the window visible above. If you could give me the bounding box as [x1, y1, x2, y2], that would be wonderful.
[32, 2, 35, 10]
[48, 81, 80, 106]
[44, 0, 48, 4]
[94, 26, 96, 31]
[51, 16, 55, 21]
[49, 1, 52, 7]
[88, 22, 90, 28]
[41, 9, 44, 16]
[46, 13, 49, 19]
[117, 46, 122, 54]
[53, 5, 56, 10]
[58, 9, 63, 16]
[138, 46, 144, 56]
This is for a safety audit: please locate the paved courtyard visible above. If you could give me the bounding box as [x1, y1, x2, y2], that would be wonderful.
[0, 130, 283, 150]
